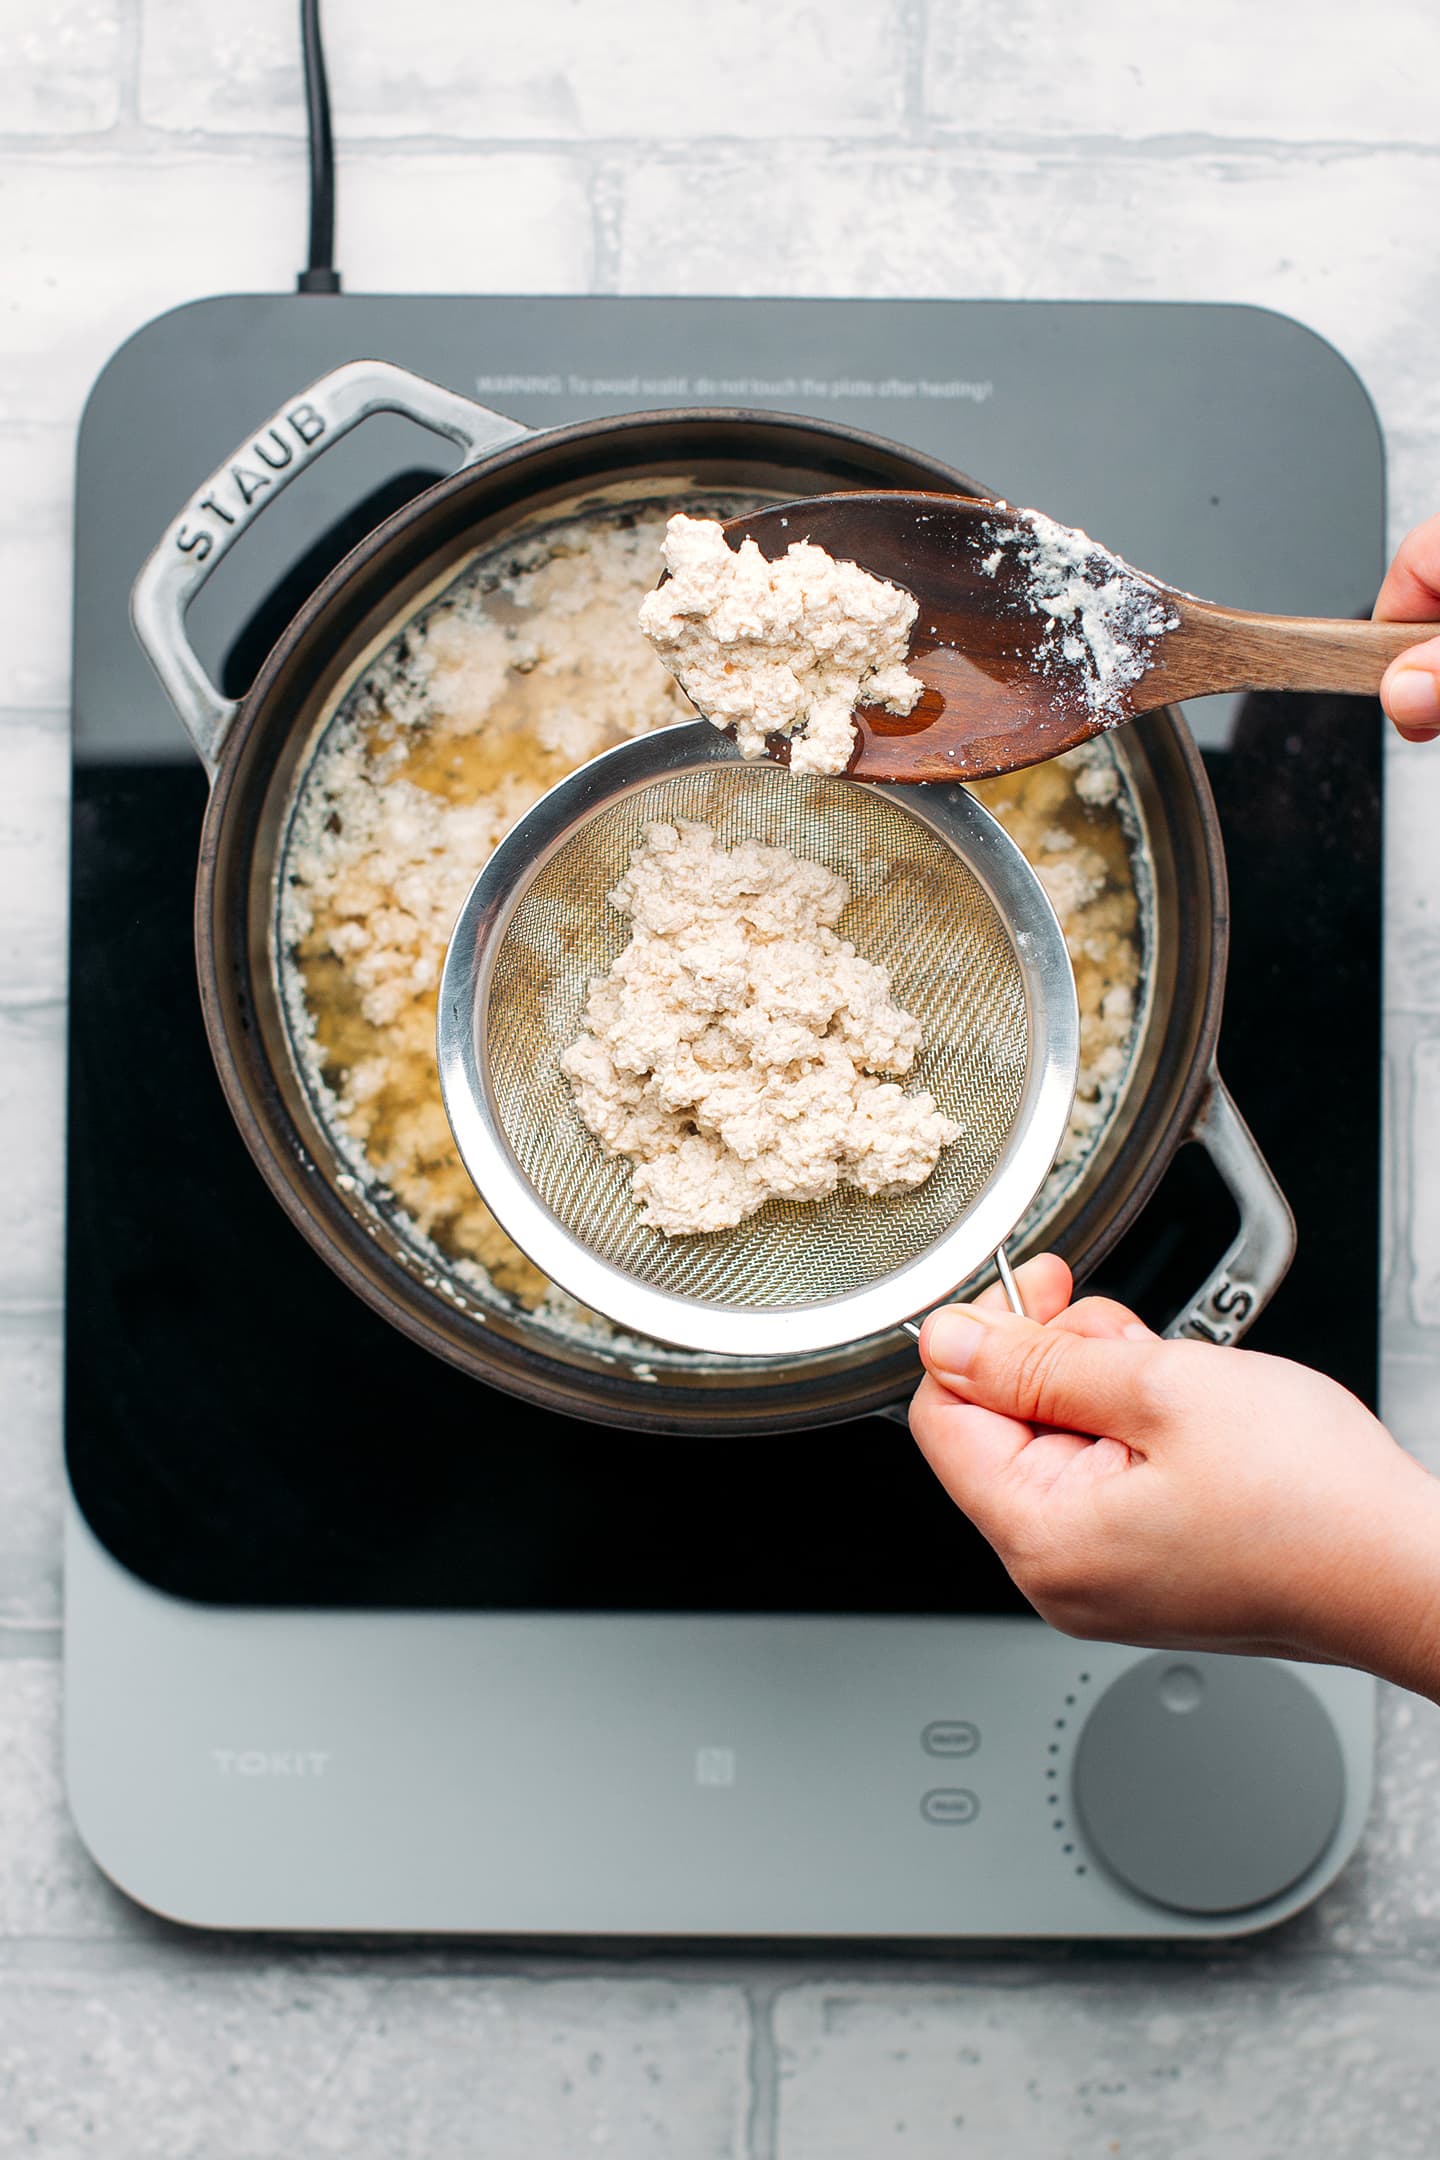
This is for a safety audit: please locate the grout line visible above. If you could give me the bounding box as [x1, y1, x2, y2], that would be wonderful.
[0, 1005, 67, 1039]
[897, 0, 930, 133]
[0, 1622, 62, 1661]
[113, 0, 141, 135]
[587, 156, 624, 296]
[743, 1980, 781, 2160]
[0, 718, 68, 743]
[2, 128, 1439, 163]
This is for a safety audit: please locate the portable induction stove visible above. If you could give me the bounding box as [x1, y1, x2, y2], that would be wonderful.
[64, 295, 1381, 1936]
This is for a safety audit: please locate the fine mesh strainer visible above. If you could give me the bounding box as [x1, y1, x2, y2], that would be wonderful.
[437, 721, 1079, 1357]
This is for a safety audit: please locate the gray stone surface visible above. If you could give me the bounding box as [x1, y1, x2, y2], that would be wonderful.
[1299, 1684, 1440, 1961]
[771, 1967, 1440, 2157]
[0, 1662, 130, 1938]
[3, 0, 1440, 2149]
[0, 1957, 751, 2159]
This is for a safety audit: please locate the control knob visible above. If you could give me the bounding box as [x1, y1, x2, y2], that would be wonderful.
[1071, 1653, 1345, 1914]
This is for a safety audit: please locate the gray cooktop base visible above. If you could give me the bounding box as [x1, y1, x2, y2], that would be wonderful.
[66, 291, 1379, 1935]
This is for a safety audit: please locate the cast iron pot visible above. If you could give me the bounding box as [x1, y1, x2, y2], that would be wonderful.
[131, 358, 1293, 1434]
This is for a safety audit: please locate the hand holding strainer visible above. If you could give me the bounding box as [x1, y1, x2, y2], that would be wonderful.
[437, 722, 1078, 1356]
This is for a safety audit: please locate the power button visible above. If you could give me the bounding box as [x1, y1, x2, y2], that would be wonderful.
[921, 1788, 980, 1826]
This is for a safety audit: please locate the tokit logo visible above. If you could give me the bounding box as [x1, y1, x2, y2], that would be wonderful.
[210, 1749, 332, 1778]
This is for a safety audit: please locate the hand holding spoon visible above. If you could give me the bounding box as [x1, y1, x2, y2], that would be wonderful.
[720, 493, 1440, 783]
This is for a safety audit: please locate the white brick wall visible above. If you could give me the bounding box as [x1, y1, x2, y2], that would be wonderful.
[338, 151, 591, 287]
[0, 157, 304, 426]
[0, 710, 67, 995]
[0, 154, 591, 430]
[0, 433, 76, 704]
[3, 1, 1440, 2151]
[139, 0, 913, 140]
[0, 0, 125, 136]
[923, 0, 1438, 142]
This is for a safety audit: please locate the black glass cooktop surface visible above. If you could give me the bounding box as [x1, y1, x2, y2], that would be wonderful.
[65, 295, 1384, 1611]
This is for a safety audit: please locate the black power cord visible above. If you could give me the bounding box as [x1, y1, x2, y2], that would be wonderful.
[297, 0, 341, 293]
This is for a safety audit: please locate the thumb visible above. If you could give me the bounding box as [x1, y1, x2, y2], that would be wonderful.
[1381, 635, 1440, 740]
[919, 1302, 1161, 1440]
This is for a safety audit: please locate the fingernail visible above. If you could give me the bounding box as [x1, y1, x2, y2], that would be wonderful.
[1386, 668, 1440, 727]
[926, 1307, 985, 1379]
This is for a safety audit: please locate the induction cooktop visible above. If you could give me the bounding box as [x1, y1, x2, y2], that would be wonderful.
[64, 294, 1379, 1935]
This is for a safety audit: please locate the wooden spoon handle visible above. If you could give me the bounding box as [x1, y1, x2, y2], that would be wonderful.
[1165, 605, 1440, 699]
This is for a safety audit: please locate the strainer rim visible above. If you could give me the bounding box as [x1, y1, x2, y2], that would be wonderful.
[438, 721, 1079, 1355]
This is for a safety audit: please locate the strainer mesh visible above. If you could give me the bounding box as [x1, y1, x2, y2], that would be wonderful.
[485, 764, 1030, 1309]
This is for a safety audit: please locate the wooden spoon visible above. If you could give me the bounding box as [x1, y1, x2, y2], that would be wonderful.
[719, 492, 1440, 783]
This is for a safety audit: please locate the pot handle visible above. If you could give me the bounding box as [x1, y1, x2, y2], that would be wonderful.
[129, 358, 531, 777]
[1163, 1069, 1296, 1345]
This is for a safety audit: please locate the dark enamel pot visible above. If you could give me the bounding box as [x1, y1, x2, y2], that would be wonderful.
[132, 359, 1292, 1434]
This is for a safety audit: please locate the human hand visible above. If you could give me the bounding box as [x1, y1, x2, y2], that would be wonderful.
[1376, 512, 1440, 740]
[910, 1256, 1440, 1701]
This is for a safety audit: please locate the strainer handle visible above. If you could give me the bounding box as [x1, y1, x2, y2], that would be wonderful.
[992, 1244, 1026, 1317]
[899, 1242, 1026, 1355]
[130, 359, 532, 778]
[1164, 1071, 1296, 1347]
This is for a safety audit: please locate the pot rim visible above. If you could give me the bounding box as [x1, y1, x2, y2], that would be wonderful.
[1052, 712, 1228, 1275]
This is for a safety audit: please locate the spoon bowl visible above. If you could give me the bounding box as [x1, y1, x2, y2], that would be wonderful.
[720, 493, 1439, 782]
